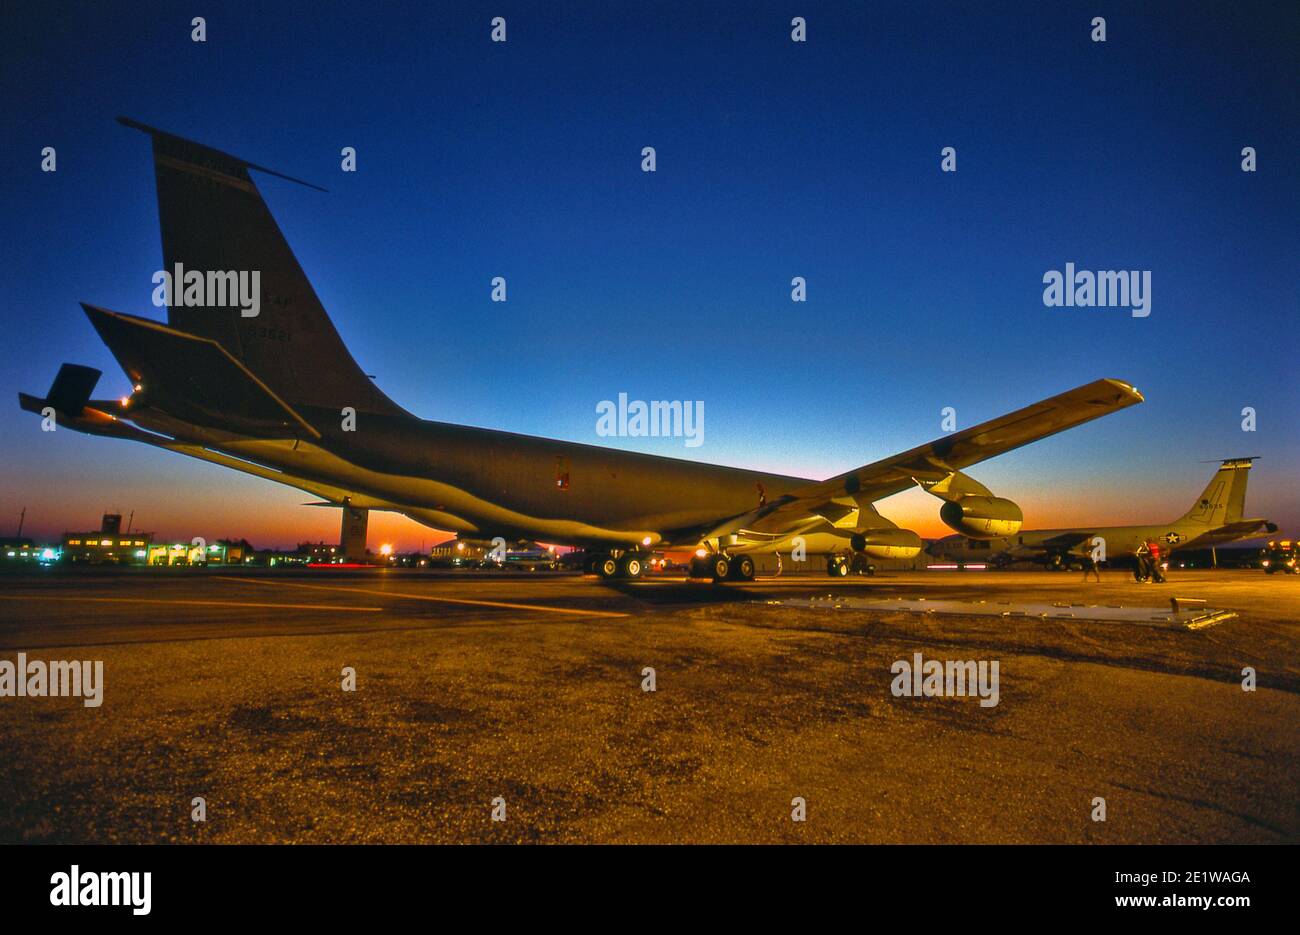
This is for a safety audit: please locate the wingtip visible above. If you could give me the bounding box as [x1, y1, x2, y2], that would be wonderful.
[1101, 378, 1144, 403]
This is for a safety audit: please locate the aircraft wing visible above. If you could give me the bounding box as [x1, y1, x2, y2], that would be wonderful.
[695, 378, 1142, 541]
[786, 378, 1142, 503]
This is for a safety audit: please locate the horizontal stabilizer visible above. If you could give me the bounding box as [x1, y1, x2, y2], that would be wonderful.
[1212, 518, 1276, 538]
[18, 390, 169, 443]
[81, 303, 320, 439]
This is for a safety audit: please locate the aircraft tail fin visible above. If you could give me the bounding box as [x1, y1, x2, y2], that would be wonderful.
[118, 117, 405, 417]
[1180, 458, 1256, 527]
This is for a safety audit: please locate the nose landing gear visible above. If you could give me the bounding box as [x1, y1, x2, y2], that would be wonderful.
[827, 554, 876, 577]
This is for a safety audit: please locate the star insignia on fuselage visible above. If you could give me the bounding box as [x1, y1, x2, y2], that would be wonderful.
[1164, 532, 1182, 545]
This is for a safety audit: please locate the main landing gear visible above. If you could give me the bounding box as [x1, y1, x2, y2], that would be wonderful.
[585, 551, 647, 580]
[688, 553, 757, 582]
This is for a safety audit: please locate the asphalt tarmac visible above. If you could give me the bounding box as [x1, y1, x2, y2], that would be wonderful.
[0, 567, 1296, 843]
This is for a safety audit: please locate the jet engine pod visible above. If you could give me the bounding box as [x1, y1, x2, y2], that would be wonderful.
[849, 528, 923, 560]
[939, 496, 1023, 539]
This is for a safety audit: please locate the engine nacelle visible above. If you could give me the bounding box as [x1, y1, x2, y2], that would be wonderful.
[850, 528, 923, 560]
[939, 496, 1023, 539]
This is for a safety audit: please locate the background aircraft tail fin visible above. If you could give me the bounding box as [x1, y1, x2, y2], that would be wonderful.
[1180, 458, 1256, 527]
[119, 117, 406, 417]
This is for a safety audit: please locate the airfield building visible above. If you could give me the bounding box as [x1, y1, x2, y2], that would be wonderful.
[62, 513, 153, 564]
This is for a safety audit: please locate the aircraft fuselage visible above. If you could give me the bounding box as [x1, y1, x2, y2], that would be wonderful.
[931, 522, 1238, 566]
[132, 402, 812, 548]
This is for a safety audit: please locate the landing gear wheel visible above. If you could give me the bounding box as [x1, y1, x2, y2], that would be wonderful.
[710, 556, 731, 581]
[729, 555, 756, 581]
[827, 556, 850, 577]
[618, 554, 645, 579]
[595, 555, 619, 579]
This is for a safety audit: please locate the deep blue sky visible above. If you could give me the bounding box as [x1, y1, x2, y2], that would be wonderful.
[1, 1, 1296, 548]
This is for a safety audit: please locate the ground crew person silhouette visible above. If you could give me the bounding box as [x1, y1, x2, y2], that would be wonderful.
[1081, 551, 1101, 582]
[1149, 539, 1166, 583]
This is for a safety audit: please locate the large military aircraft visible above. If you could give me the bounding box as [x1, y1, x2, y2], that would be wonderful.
[20, 119, 1146, 581]
[927, 458, 1276, 569]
